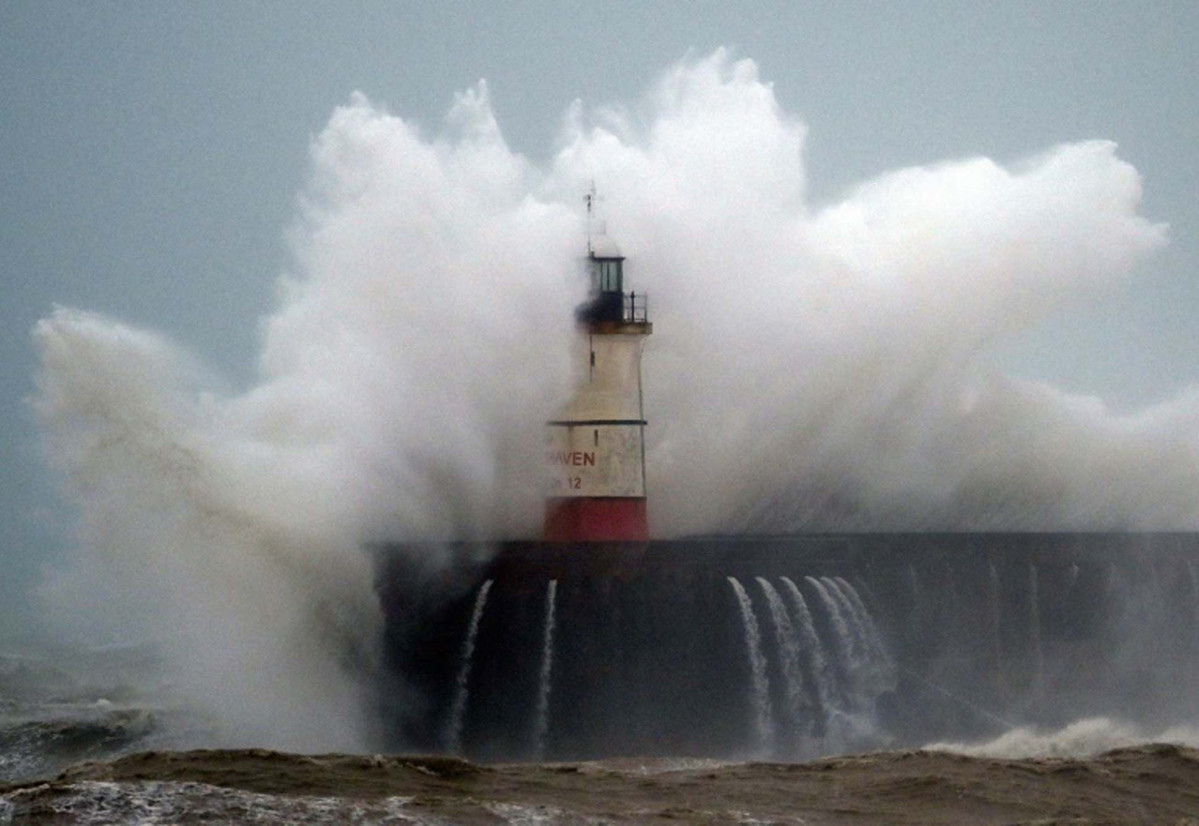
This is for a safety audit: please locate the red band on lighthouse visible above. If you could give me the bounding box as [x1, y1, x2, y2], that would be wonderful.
[543, 498, 648, 542]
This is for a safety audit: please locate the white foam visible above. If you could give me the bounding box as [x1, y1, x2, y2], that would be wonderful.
[926, 716, 1199, 759]
[0, 781, 425, 826]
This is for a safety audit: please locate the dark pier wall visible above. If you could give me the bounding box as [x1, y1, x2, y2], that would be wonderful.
[375, 534, 1199, 760]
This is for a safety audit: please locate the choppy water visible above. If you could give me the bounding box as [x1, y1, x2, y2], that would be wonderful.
[6, 741, 1199, 825]
[0, 643, 206, 785]
[0, 703, 161, 782]
[8, 641, 1199, 823]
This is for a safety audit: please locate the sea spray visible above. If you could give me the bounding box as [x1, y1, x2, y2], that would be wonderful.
[445, 579, 493, 754]
[727, 577, 773, 754]
[33, 310, 382, 752]
[532, 580, 558, 760]
[31, 49, 1181, 751]
[38, 52, 1179, 546]
[30, 82, 581, 750]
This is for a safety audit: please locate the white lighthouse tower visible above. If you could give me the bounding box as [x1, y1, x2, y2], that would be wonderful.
[543, 228, 652, 542]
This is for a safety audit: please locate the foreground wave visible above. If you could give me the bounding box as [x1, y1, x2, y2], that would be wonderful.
[5, 744, 1199, 825]
[0, 705, 161, 783]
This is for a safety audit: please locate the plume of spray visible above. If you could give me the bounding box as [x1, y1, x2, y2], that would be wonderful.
[32, 84, 581, 750]
[30, 49, 1190, 749]
[549, 52, 1180, 532]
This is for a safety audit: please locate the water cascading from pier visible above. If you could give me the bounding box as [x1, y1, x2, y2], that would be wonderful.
[727, 576, 774, 755]
[533, 579, 558, 760]
[806, 575, 857, 701]
[781, 576, 834, 724]
[445, 578, 493, 754]
[755, 577, 809, 740]
[824, 577, 869, 663]
[834, 576, 895, 694]
[818, 577, 892, 748]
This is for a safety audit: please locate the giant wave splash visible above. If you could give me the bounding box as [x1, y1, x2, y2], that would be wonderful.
[30, 50, 1183, 750]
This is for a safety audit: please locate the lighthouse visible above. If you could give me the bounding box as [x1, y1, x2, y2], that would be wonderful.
[543, 232, 652, 542]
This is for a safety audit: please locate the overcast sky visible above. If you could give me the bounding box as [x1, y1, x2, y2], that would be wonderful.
[3, 1, 1198, 630]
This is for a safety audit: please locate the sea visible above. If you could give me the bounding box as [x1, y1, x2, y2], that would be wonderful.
[6, 639, 1199, 824]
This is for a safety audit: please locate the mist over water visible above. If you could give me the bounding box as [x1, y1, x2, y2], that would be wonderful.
[30, 50, 1188, 751]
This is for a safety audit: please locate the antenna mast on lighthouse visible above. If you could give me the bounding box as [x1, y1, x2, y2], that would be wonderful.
[544, 189, 652, 543]
[585, 182, 595, 254]
[584, 180, 605, 255]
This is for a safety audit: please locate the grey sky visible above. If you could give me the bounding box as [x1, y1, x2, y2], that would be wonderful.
[3, 1, 1198, 630]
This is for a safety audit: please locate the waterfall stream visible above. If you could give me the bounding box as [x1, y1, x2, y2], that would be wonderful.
[445, 579, 493, 753]
[532, 579, 558, 760]
[756, 577, 808, 736]
[728, 576, 774, 754]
